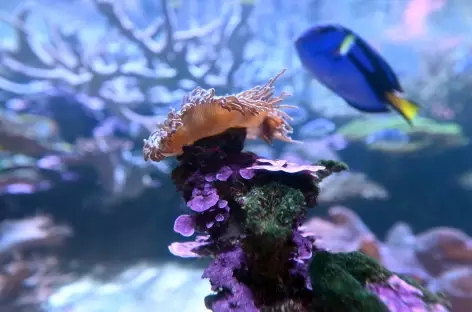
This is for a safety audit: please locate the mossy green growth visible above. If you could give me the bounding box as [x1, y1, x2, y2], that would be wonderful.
[317, 160, 349, 172]
[239, 182, 305, 239]
[309, 251, 391, 312]
[322, 251, 391, 284]
[336, 116, 468, 153]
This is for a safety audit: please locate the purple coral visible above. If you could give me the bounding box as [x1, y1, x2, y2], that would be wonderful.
[293, 231, 316, 261]
[173, 169, 235, 238]
[187, 183, 220, 212]
[205, 166, 234, 182]
[173, 214, 196, 237]
[168, 235, 212, 258]
[239, 168, 255, 180]
[216, 166, 234, 181]
[203, 246, 258, 312]
[366, 275, 449, 312]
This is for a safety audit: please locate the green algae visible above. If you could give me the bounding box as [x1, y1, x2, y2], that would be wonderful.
[309, 251, 389, 312]
[336, 116, 468, 153]
[239, 182, 305, 240]
[309, 251, 451, 312]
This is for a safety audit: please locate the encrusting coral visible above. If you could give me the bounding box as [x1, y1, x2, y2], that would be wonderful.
[144, 71, 450, 311]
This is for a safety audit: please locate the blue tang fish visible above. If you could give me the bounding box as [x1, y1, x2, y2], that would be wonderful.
[295, 24, 420, 125]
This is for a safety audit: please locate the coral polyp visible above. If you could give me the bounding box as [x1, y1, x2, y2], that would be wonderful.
[143, 69, 298, 162]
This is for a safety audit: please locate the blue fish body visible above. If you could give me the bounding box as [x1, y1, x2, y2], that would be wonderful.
[295, 24, 419, 124]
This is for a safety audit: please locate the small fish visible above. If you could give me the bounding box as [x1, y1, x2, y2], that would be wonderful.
[295, 24, 420, 125]
[364, 128, 410, 145]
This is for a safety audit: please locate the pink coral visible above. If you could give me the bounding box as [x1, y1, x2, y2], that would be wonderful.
[303, 207, 472, 312]
[244, 158, 325, 176]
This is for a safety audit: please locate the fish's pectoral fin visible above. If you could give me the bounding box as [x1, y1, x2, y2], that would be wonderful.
[385, 92, 420, 126]
[338, 34, 356, 56]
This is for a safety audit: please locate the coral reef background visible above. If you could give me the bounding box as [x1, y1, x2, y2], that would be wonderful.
[1, 0, 472, 311]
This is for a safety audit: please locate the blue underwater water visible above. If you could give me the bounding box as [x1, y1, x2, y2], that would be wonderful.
[1, 1, 472, 311]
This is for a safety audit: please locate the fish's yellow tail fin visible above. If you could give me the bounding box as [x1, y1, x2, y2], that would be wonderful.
[385, 92, 420, 125]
